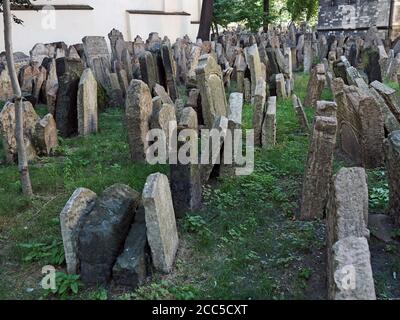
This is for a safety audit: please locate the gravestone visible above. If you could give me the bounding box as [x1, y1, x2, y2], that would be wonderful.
[112, 218, 149, 288]
[244, 44, 262, 98]
[370, 81, 400, 123]
[253, 78, 267, 147]
[45, 59, 58, 115]
[143, 173, 179, 274]
[0, 68, 13, 101]
[171, 108, 202, 217]
[82, 36, 112, 91]
[77, 68, 98, 136]
[196, 54, 228, 128]
[326, 168, 375, 300]
[79, 184, 140, 285]
[139, 51, 158, 92]
[385, 131, 400, 226]
[301, 116, 337, 220]
[262, 96, 277, 149]
[126, 80, 153, 163]
[161, 42, 178, 101]
[33, 114, 58, 156]
[56, 66, 83, 137]
[0, 101, 39, 163]
[60, 188, 97, 274]
[304, 64, 325, 108]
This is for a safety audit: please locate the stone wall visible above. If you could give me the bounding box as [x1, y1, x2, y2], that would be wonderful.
[318, 0, 400, 41]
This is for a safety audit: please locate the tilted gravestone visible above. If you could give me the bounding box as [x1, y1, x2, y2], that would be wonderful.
[385, 131, 400, 227]
[77, 68, 98, 136]
[196, 54, 228, 128]
[143, 173, 179, 274]
[125, 80, 153, 163]
[300, 115, 337, 220]
[253, 78, 267, 147]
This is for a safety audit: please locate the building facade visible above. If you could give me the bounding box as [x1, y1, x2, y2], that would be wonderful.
[318, 0, 400, 42]
[0, 0, 203, 53]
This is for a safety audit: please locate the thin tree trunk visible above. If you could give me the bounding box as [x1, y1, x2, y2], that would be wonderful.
[197, 0, 214, 41]
[263, 0, 270, 33]
[3, 0, 33, 196]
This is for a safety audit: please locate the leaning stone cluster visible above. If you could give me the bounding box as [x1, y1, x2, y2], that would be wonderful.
[60, 173, 178, 288]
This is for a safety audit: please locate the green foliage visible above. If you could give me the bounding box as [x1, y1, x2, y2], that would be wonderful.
[285, 0, 318, 23]
[213, 0, 277, 32]
[368, 170, 389, 210]
[128, 280, 199, 300]
[19, 240, 65, 266]
[46, 272, 82, 299]
[87, 287, 108, 300]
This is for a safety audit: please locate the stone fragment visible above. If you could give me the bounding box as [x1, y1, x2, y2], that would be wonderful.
[112, 219, 149, 288]
[33, 113, 58, 156]
[60, 188, 97, 274]
[143, 173, 179, 273]
[384, 131, 400, 226]
[79, 184, 140, 285]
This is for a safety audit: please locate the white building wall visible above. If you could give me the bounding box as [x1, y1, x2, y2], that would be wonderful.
[0, 0, 203, 54]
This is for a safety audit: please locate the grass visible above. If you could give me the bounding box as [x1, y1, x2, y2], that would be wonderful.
[0, 73, 399, 300]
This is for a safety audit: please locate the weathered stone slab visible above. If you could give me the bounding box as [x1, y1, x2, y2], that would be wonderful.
[150, 103, 176, 156]
[330, 236, 376, 300]
[161, 42, 178, 101]
[300, 116, 337, 220]
[112, 219, 149, 288]
[326, 167, 370, 251]
[196, 54, 228, 128]
[244, 44, 262, 98]
[0, 101, 39, 163]
[153, 83, 173, 105]
[253, 79, 267, 147]
[60, 188, 97, 274]
[201, 116, 229, 184]
[79, 184, 140, 285]
[33, 113, 58, 156]
[262, 96, 277, 149]
[275, 73, 287, 99]
[45, 59, 58, 115]
[56, 71, 81, 137]
[370, 81, 400, 123]
[385, 130, 400, 226]
[125, 80, 153, 163]
[143, 173, 179, 273]
[304, 64, 325, 107]
[139, 51, 158, 92]
[0, 69, 13, 101]
[77, 68, 98, 136]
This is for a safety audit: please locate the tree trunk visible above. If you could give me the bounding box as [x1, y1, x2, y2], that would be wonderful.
[263, 0, 270, 33]
[197, 0, 214, 41]
[3, 0, 33, 196]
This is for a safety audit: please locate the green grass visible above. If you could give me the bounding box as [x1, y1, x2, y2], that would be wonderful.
[0, 74, 399, 300]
